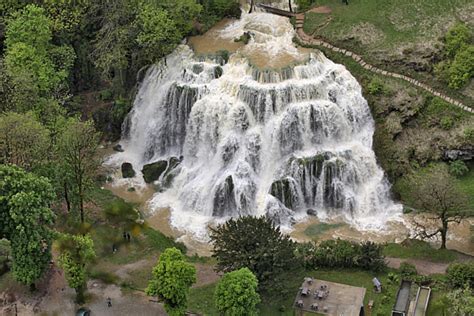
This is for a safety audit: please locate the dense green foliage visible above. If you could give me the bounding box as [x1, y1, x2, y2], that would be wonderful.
[56, 119, 99, 222]
[0, 165, 55, 285]
[214, 268, 260, 316]
[446, 262, 474, 289]
[450, 286, 474, 315]
[4, 5, 74, 114]
[449, 160, 469, 177]
[210, 216, 298, 291]
[435, 23, 474, 89]
[0, 112, 50, 170]
[57, 233, 96, 303]
[296, 239, 386, 272]
[146, 247, 196, 316]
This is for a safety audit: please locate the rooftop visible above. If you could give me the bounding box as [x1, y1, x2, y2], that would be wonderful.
[294, 277, 366, 316]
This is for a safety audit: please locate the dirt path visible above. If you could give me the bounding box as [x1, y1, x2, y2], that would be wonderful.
[385, 257, 450, 275]
[294, 12, 474, 113]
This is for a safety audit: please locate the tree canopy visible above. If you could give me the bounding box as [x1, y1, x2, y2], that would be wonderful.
[0, 164, 55, 285]
[57, 233, 96, 303]
[215, 267, 260, 316]
[146, 247, 196, 316]
[406, 165, 470, 249]
[210, 216, 298, 291]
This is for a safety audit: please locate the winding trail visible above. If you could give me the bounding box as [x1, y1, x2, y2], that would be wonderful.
[293, 13, 474, 113]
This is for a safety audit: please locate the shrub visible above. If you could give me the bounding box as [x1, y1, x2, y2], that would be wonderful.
[444, 23, 472, 58]
[449, 160, 469, 177]
[448, 45, 474, 89]
[367, 78, 387, 95]
[298, 239, 386, 271]
[464, 128, 474, 142]
[440, 116, 454, 129]
[447, 262, 474, 289]
[399, 262, 417, 279]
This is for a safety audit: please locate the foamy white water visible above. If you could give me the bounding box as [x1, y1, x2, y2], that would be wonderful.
[107, 4, 402, 239]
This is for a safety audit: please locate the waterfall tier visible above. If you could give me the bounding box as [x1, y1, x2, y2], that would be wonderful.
[108, 9, 401, 238]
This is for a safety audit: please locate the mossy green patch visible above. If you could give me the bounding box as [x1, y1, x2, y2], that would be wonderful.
[304, 222, 344, 238]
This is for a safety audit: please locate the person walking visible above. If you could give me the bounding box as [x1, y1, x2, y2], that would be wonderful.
[107, 297, 112, 308]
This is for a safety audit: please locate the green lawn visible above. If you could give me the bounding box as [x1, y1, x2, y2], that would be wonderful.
[188, 268, 399, 316]
[383, 240, 458, 263]
[303, 0, 472, 51]
[301, 0, 474, 105]
[457, 162, 474, 210]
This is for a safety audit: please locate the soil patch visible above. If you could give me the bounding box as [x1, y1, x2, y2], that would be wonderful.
[309, 6, 332, 14]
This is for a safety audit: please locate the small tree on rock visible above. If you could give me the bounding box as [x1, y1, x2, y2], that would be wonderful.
[146, 247, 196, 316]
[406, 165, 470, 249]
[215, 267, 260, 316]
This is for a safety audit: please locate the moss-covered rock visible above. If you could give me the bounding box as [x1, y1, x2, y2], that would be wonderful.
[213, 66, 223, 79]
[121, 162, 135, 178]
[142, 160, 168, 183]
[270, 178, 295, 209]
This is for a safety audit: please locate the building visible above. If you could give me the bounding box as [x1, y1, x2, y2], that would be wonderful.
[294, 277, 366, 316]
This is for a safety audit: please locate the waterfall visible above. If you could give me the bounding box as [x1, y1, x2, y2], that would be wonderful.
[108, 5, 401, 239]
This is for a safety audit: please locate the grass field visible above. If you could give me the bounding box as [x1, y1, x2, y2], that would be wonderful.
[302, 0, 474, 104]
[383, 240, 458, 263]
[303, 0, 472, 51]
[188, 268, 400, 316]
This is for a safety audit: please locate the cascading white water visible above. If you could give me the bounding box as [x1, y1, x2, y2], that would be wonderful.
[108, 4, 401, 239]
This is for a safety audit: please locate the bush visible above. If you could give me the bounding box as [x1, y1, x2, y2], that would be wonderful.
[464, 128, 474, 142]
[444, 23, 472, 58]
[446, 262, 474, 289]
[448, 45, 474, 89]
[297, 239, 386, 271]
[440, 116, 454, 129]
[399, 262, 417, 279]
[449, 160, 469, 177]
[367, 78, 387, 95]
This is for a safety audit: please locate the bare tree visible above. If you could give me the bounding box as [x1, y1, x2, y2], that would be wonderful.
[407, 165, 471, 249]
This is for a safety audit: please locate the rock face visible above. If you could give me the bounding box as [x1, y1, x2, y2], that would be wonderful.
[142, 160, 168, 183]
[213, 175, 236, 217]
[121, 162, 135, 178]
[113, 144, 124, 152]
[444, 147, 474, 161]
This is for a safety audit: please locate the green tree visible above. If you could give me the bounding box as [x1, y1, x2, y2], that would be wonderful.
[135, 3, 181, 64]
[146, 247, 196, 316]
[446, 286, 474, 316]
[0, 112, 50, 170]
[57, 233, 96, 303]
[215, 268, 260, 316]
[4, 4, 75, 112]
[447, 262, 474, 289]
[449, 160, 469, 177]
[0, 164, 55, 286]
[448, 45, 474, 89]
[407, 165, 470, 249]
[57, 119, 99, 223]
[444, 23, 472, 58]
[210, 216, 298, 291]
